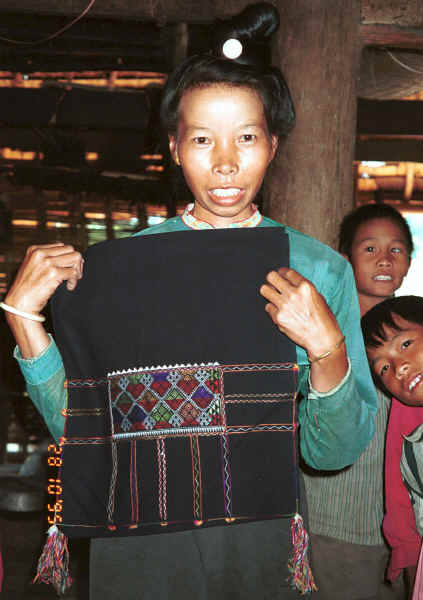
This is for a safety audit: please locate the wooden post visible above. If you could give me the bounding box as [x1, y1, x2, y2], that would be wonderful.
[267, 0, 361, 248]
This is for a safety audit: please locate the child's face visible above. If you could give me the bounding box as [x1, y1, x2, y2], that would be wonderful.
[348, 218, 410, 311]
[168, 84, 278, 227]
[367, 315, 423, 406]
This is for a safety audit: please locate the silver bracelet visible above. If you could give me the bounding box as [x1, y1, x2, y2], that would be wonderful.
[0, 302, 46, 323]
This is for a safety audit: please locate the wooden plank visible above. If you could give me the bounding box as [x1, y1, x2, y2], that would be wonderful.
[0, 1, 218, 22]
[356, 137, 423, 162]
[361, 0, 423, 27]
[360, 24, 423, 48]
[357, 99, 423, 134]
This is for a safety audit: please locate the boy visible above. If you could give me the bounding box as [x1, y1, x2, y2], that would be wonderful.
[339, 203, 412, 317]
[362, 295, 423, 594]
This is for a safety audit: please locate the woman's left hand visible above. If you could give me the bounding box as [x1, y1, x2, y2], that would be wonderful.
[260, 267, 343, 361]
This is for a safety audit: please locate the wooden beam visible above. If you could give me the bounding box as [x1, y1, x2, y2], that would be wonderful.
[0, 1, 218, 22]
[4, 0, 423, 26]
[361, 0, 423, 28]
[356, 136, 423, 162]
[357, 99, 423, 135]
[360, 24, 423, 49]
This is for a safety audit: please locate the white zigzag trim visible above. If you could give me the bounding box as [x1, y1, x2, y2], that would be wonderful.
[113, 425, 225, 439]
[108, 361, 220, 377]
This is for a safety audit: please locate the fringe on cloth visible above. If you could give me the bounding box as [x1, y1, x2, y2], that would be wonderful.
[33, 525, 72, 595]
[33, 515, 314, 595]
[288, 513, 318, 594]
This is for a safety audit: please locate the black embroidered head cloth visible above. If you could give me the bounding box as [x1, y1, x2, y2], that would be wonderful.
[49, 228, 298, 539]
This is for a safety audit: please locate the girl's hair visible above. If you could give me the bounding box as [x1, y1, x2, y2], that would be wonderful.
[338, 203, 414, 259]
[160, 2, 295, 138]
[361, 295, 423, 350]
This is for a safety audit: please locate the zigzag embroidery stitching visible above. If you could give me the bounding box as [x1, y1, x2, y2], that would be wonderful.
[67, 379, 108, 387]
[227, 424, 294, 433]
[107, 441, 118, 524]
[191, 436, 202, 521]
[130, 440, 139, 524]
[221, 434, 232, 518]
[62, 438, 107, 445]
[225, 396, 293, 404]
[222, 363, 297, 373]
[157, 439, 168, 522]
[225, 392, 293, 399]
[64, 408, 105, 416]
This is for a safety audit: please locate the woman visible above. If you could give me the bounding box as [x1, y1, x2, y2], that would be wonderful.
[2, 4, 377, 599]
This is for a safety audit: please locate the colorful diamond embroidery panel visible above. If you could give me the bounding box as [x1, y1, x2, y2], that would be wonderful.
[109, 366, 224, 438]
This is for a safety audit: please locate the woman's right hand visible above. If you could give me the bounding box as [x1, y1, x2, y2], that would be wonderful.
[5, 243, 84, 314]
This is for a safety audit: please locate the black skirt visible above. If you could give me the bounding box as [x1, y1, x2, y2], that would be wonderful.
[90, 478, 308, 600]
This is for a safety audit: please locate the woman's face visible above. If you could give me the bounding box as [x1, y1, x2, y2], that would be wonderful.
[169, 84, 278, 227]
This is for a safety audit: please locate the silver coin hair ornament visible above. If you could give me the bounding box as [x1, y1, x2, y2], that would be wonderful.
[222, 38, 243, 60]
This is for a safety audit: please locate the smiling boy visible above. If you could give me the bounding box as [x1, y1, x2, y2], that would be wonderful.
[363, 296, 423, 407]
[362, 295, 423, 594]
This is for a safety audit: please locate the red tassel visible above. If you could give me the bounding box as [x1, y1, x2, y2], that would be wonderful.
[288, 513, 318, 594]
[33, 525, 72, 595]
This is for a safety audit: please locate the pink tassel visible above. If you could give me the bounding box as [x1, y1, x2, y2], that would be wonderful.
[33, 525, 72, 595]
[288, 513, 318, 594]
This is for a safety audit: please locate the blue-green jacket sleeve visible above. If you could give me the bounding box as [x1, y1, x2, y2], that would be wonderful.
[14, 336, 66, 443]
[288, 228, 378, 470]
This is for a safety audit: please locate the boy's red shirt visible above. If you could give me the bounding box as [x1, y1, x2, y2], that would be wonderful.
[384, 397, 423, 580]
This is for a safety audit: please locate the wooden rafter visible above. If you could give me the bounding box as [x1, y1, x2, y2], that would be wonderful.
[356, 161, 423, 205]
[357, 99, 423, 135]
[360, 24, 423, 49]
[361, 0, 423, 27]
[0, 0, 218, 22]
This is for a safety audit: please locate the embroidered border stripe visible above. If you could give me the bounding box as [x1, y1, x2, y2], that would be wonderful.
[157, 439, 168, 523]
[130, 440, 139, 525]
[190, 435, 203, 522]
[221, 434, 233, 519]
[108, 441, 118, 524]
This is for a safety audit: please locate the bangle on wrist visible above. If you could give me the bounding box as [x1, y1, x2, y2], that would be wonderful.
[308, 335, 345, 365]
[0, 302, 46, 323]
